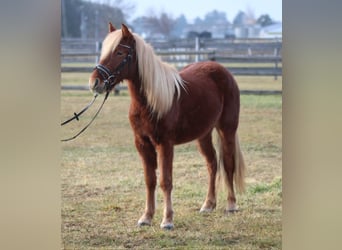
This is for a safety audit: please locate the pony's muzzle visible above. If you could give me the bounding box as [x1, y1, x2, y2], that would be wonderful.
[89, 77, 104, 94]
[93, 78, 99, 88]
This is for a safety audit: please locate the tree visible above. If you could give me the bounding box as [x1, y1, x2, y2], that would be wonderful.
[171, 14, 188, 38]
[233, 11, 247, 26]
[257, 14, 274, 27]
[245, 6, 256, 25]
[103, 0, 135, 21]
[186, 31, 199, 39]
[199, 31, 212, 39]
[62, 0, 83, 37]
[145, 12, 176, 38]
[82, 1, 126, 39]
[61, 0, 127, 39]
[194, 17, 203, 25]
[204, 10, 228, 25]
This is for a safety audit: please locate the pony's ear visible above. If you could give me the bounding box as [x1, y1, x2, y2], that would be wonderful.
[121, 23, 133, 38]
[108, 22, 116, 33]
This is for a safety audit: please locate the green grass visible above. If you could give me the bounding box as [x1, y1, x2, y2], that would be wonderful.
[61, 77, 282, 249]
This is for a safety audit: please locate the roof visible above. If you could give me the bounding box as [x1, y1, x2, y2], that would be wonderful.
[260, 22, 282, 38]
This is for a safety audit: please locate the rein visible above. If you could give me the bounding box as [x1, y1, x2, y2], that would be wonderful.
[61, 91, 109, 142]
[61, 43, 134, 142]
[61, 94, 98, 126]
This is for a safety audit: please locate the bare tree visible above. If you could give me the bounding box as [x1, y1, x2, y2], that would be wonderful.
[146, 12, 175, 38]
[245, 6, 257, 25]
[104, 0, 135, 20]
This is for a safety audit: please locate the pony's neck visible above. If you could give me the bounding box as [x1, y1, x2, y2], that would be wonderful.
[126, 76, 150, 112]
[133, 34, 185, 119]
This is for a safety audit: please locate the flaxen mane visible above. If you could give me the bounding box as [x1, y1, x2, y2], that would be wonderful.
[100, 30, 186, 119]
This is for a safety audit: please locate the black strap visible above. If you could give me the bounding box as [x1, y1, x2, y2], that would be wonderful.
[61, 92, 109, 142]
[61, 94, 98, 126]
[95, 64, 113, 80]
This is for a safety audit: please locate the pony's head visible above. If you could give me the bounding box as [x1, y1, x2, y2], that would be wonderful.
[89, 23, 137, 94]
[89, 23, 185, 119]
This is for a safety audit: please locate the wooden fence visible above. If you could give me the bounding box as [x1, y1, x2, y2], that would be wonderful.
[61, 37, 282, 55]
[62, 52, 281, 78]
[61, 38, 282, 78]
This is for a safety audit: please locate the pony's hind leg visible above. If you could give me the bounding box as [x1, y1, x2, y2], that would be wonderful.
[135, 136, 157, 226]
[197, 132, 218, 212]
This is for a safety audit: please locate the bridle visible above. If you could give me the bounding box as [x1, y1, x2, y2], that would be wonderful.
[61, 43, 134, 142]
[94, 43, 134, 92]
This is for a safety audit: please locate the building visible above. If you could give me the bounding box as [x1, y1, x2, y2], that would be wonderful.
[259, 22, 282, 39]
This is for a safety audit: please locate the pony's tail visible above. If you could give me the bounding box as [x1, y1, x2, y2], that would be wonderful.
[216, 133, 246, 194]
[234, 133, 245, 193]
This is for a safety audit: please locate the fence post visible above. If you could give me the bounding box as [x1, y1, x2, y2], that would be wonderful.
[209, 50, 216, 61]
[95, 41, 102, 64]
[273, 43, 280, 80]
[195, 37, 199, 62]
[248, 47, 252, 56]
[274, 59, 278, 80]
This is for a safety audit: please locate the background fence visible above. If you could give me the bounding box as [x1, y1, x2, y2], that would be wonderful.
[61, 38, 282, 95]
[61, 37, 282, 78]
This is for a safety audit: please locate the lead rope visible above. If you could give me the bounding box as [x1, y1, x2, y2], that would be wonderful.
[61, 94, 98, 126]
[61, 91, 109, 142]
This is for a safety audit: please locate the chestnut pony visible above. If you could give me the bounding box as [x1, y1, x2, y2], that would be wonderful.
[89, 23, 245, 229]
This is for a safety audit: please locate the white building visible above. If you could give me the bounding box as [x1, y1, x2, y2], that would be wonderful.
[259, 22, 282, 39]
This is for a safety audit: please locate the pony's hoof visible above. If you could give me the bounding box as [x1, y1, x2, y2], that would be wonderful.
[137, 218, 152, 227]
[199, 202, 216, 213]
[199, 207, 215, 213]
[137, 221, 151, 227]
[224, 208, 239, 215]
[160, 222, 174, 230]
[137, 213, 153, 227]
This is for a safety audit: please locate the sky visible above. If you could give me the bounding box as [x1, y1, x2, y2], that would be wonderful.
[90, 0, 282, 23]
[128, 0, 282, 22]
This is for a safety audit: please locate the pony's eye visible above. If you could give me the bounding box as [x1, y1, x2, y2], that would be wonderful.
[116, 51, 123, 56]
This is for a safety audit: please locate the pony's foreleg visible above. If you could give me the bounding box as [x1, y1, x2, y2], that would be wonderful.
[197, 133, 217, 212]
[157, 143, 174, 229]
[135, 136, 157, 226]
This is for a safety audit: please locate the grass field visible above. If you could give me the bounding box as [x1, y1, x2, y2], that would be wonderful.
[61, 69, 282, 91]
[61, 77, 282, 249]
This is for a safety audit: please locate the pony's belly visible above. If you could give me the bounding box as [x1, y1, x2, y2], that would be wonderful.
[174, 129, 212, 145]
[174, 109, 221, 144]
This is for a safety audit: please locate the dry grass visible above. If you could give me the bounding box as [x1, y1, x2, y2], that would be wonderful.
[61, 76, 282, 249]
[61, 72, 92, 86]
[235, 76, 282, 91]
[61, 71, 282, 91]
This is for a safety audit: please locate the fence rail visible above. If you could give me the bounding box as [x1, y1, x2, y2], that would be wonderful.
[60, 85, 282, 95]
[61, 52, 282, 77]
[61, 38, 282, 78]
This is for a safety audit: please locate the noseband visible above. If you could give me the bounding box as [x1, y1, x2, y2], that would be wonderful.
[94, 43, 133, 91]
